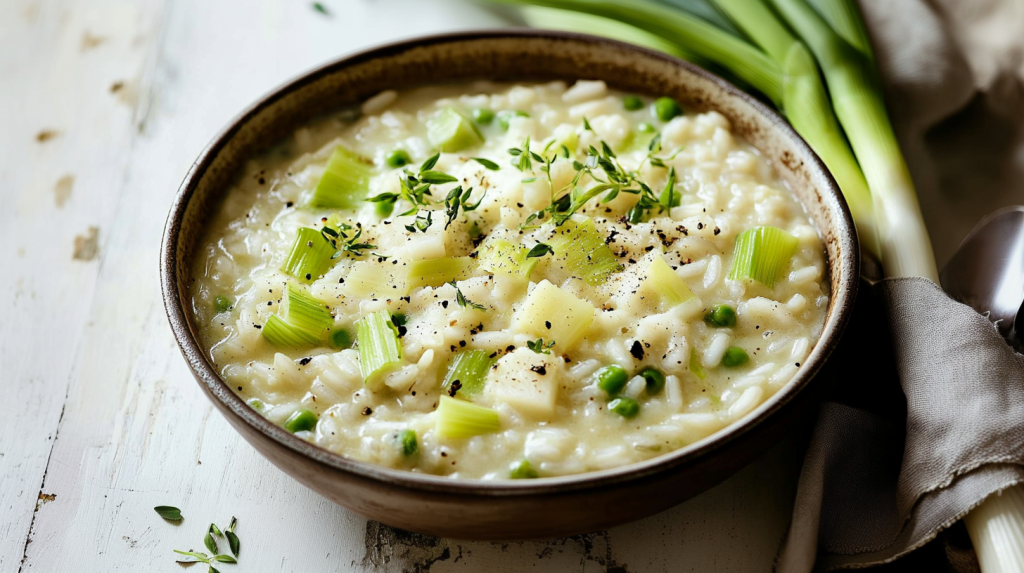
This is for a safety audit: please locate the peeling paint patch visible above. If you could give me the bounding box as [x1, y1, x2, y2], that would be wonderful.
[80, 31, 106, 51]
[54, 175, 74, 207]
[37, 492, 56, 505]
[73, 226, 100, 261]
[360, 521, 452, 572]
[36, 129, 59, 143]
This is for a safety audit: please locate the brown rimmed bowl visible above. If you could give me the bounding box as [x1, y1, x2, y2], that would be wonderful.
[161, 30, 859, 540]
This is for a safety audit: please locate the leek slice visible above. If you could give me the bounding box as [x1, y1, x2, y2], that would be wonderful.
[427, 107, 483, 153]
[356, 310, 403, 386]
[282, 227, 335, 283]
[281, 281, 333, 338]
[441, 350, 496, 399]
[344, 260, 405, 298]
[478, 238, 538, 279]
[262, 314, 321, 348]
[435, 396, 500, 439]
[547, 218, 622, 286]
[728, 226, 798, 288]
[406, 257, 476, 293]
[309, 146, 375, 209]
[643, 255, 696, 310]
[689, 347, 708, 380]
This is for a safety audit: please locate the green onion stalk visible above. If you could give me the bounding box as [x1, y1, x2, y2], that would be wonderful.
[495, 0, 880, 261]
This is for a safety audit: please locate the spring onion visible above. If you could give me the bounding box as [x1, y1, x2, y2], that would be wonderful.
[689, 347, 707, 380]
[643, 255, 696, 310]
[479, 238, 539, 279]
[309, 146, 375, 209]
[595, 364, 630, 396]
[284, 409, 318, 433]
[721, 346, 749, 367]
[398, 429, 418, 456]
[427, 107, 483, 152]
[435, 395, 501, 438]
[262, 315, 321, 348]
[510, 459, 540, 479]
[282, 227, 335, 283]
[441, 349, 495, 398]
[638, 366, 666, 394]
[609, 396, 640, 418]
[728, 226, 798, 288]
[704, 304, 737, 327]
[406, 257, 476, 292]
[281, 281, 333, 338]
[356, 310, 402, 386]
[547, 218, 622, 286]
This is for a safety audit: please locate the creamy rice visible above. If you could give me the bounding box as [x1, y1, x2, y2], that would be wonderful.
[190, 80, 828, 480]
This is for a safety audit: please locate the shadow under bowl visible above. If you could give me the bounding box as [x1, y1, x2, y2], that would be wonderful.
[160, 30, 859, 540]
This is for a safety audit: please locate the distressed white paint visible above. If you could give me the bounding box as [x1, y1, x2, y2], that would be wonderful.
[0, 1, 800, 571]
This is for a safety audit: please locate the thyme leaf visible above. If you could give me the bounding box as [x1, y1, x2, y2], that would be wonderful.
[527, 338, 556, 354]
[451, 280, 486, 311]
[154, 506, 183, 521]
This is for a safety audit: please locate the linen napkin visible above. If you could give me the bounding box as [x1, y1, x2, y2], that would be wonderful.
[778, 0, 1024, 570]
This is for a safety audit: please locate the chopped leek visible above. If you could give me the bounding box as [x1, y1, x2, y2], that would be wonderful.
[356, 310, 402, 386]
[398, 429, 418, 456]
[643, 255, 696, 310]
[214, 295, 233, 313]
[435, 395, 500, 439]
[427, 107, 483, 152]
[728, 226, 798, 288]
[309, 146, 375, 209]
[441, 350, 495, 399]
[262, 315, 321, 348]
[478, 238, 538, 279]
[510, 459, 539, 479]
[281, 281, 333, 338]
[689, 347, 707, 380]
[344, 261, 405, 298]
[284, 409, 318, 433]
[547, 218, 622, 286]
[282, 227, 335, 283]
[406, 257, 476, 292]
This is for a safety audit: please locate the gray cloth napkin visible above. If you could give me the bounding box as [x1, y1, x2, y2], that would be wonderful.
[775, 0, 1024, 569]
[777, 278, 1024, 571]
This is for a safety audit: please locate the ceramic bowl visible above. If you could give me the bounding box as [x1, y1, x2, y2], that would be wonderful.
[161, 30, 859, 540]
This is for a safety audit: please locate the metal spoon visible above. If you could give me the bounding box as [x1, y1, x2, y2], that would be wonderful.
[939, 205, 1024, 350]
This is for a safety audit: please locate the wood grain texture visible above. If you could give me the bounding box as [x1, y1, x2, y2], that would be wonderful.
[2, 1, 800, 571]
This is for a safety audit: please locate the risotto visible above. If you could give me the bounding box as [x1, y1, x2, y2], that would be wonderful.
[190, 80, 829, 480]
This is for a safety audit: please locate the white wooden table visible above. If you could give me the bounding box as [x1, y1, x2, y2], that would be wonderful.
[1, 1, 813, 570]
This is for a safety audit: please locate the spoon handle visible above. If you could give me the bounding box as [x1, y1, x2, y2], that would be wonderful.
[965, 484, 1024, 573]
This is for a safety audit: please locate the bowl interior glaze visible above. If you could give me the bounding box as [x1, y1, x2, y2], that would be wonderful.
[161, 30, 858, 539]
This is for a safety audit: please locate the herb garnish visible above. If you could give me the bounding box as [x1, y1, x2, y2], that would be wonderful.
[451, 280, 486, 311]
[527, 338, 556, 354]
[154, 506, 183, 521]
[443, 185, 486, 230]
[321, 222, 376, 258]
[404, 210, 433, 233]
[526, 243, 554, 258]
[471, 157, 500, 171]
[312, 2, 329, 16]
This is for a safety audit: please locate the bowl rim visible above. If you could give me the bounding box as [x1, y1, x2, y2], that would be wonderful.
[161, 28, 859, 496]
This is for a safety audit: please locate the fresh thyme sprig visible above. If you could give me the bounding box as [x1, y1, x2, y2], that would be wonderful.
[443, 185, 486, 230]
[321, 222, 376, 258]
[450, 280, 486, 311]
[404, 210, 433, 233]
[157, 510, 240, 573]
[527, 338, 556, 354]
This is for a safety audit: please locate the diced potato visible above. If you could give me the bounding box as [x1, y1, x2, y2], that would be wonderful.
[641, 255, 696, 311]
[484, 348, 558, 418]
[512, 280, 594, 351]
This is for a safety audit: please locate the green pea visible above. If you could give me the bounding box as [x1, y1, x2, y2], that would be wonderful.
[595, 365, 629, 396]
[498, 110, 530, 132]
[609, 396, 640, 418]
[385, 149, 411, 168]
[473, 108, 495, 125]
[722, 346, 750, 367]
[214, 295, 233, 313]
[245, 397, 265, 412]
[638, 367, 665, 395]
[284, 409, 318, 433]
[375, 200, 395, 218]
[399, 429, 418, 456]
[330, 328, 351, 349]
[653, 97, 683, 122]
[622, 95, 644, 111]
[638, 122, 656, 133]
[510, 459, 539, 479]
[705, 304, 737, 328]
